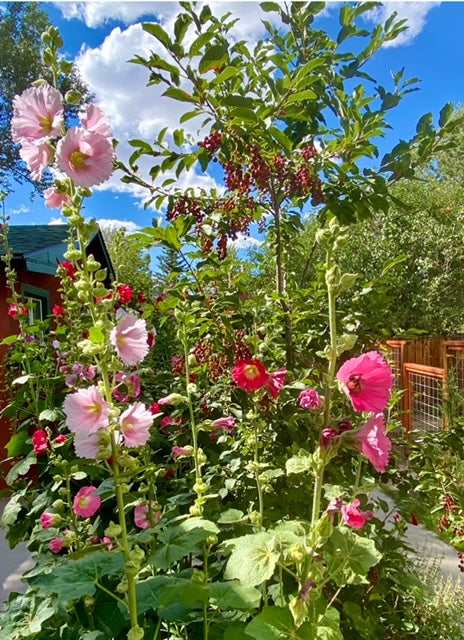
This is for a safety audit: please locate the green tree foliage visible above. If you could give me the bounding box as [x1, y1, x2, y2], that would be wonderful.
[103, 226, 155, 300]
[0, 2, 90, 193]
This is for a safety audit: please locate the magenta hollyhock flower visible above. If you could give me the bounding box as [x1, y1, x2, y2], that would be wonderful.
[320, 427, 337, 449]
[110, 312, 149, 366]
[63, 386, 110, 436]
[212, 416, 237, 434]
[266, 368, 287, 399]
[8, 303, 28, 318]
[117, 284, 133, 304]
[232, 359, 270, 392]
[299, 388, 323, 410]
[56, 127, 114, 188]
[73, 486, 101, 518]
[60, 260, 77, 281]
[53, 304, 66, 317]
[81, 104, 113, 140]
[354, 413, 392, 473]
[54, 434, 67, 445]
[44, 186, 71, 210]
[19, 140, 53, 181]
[50, 538, 65, 554]
[134, 502, 161, 529]
[32, 429, 49, 454]
[119, 402, 154, 447]
[41, 513, 61, 529]
[341, 498, 374, 530]
[12, 84, 63, 142]
[336, 351, 393, 413]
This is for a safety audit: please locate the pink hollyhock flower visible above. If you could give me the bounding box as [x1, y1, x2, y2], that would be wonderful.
[44, 186, 72, 210]
[150, 402, 162, 415]
[12, 84, 63, 142]
[326, 497, 343, 516]
[73, 430, 105, 459]
[212, 416, 237, 434]
[353, 413, 392, 473]
[117, 284, 133, 304]
[110, 312, 149, 366]
[53, 304, 66, 317]
[299, 388, 323, 410]
[320, 427, 337, 449]
[232, 359, 270, 392]
[119, 402, 154, 447]
[19, 140, 52, 181]
[172, 445, 193, 459]
[56, 127, 114, 188]
[134, 502, 161, 529]
[158, 393, 184, 406]
[336, 351, 393, 413]
[73, 486, 101, 518]
[341, 498, 374, 530]
[160, 416, 175, 429]
[63, 386, 110, 436]
[41, 512, 61, 529]
[266, 368, 287, 399]
[32, 429, 49, 454]
[101, 536, 114, 551]
[50, 538, 65, 554]
[113, 372, 141, 403]
[81, 104, 113, 141]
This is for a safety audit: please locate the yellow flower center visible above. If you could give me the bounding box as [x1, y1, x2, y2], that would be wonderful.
[244, 364, 260, 380]
[70, 150, 88, 170]
[39, 116, 53, 134]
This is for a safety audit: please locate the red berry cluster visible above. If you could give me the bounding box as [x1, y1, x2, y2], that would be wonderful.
[223, 162, 252, 195]
[171, 354, 185, 377]
[193, 332, 252, 382]
[249, 145, 271, 191]
[301, 145, 318, 161]
[167, 196, 205, 224]
[198, 131, 222, 153]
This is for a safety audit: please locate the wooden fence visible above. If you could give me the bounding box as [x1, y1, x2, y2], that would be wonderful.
[385, 339, 464, 432]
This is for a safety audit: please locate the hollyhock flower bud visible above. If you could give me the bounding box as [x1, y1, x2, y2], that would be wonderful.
[134, 501, 162, 529]
[50, 538, 65, 554]
[266, 368, 287, 399]
[32, 429, 49, 454]
[158, 393, 185, 406]
[299, 388, 323, 410]
[337, 418, 353, 434]
[172, 445, 193, 459]
[336, 351, 393, 413]
[41, 512, 62, 529]
[73, 486, 101, 518]
[232, 359, 270, 392]
[341, 498, 374, 530]
[110, 312, 149, 366]
[320, 427, 337, 449]
[326, 497, 343, 516]
[54, 434, 67, 445]
[212, 416, 237, 434]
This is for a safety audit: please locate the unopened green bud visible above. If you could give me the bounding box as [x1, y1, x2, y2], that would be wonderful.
[189, 503, 203, 517]
[186, 382, 197, 395]
[289, 543, 305, 564]
[84, 595, 95, 610]
[129, 545, 145, 563]
[52, 499, 65, 512]
[125, 561, 139, 576]
[338, 273, 358, 293]
[116, 580, 128, 594]
[249, 511, 262, 527]
[104, 522, 122, 538]
[77, 187, 93, 198]
[315, 228, 331, 247]
[187, 353, 197, 366]
[65, 90, 82, 105]
[325, 265, 340, 290]
[193, 480, 207, 495]
[127, 626, 144, 640]
[58, 487, 67, 498]
[206, 534, 218, 547]
[64, 248, 82, 261]
[60, 60, 73, 75]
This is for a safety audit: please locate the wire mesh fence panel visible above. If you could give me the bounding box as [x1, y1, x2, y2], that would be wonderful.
[446, 348, 464, 391]
[385, 341, 405, 389]
[404, 364, 444, 432]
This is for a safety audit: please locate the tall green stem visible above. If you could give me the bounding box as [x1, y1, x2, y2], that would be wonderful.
[254, 421, 264, 528]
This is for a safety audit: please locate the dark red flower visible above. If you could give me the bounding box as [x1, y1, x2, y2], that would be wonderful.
[61, 261, 77, 281]
[117, 284, 133, 304]
[52, 304, 66, 317]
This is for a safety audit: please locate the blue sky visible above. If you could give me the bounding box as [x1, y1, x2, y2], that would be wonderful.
[4, 1, 464, 250]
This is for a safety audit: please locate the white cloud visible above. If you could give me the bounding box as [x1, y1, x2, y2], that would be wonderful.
[10, 204, 30, 216]
[48, 216, 67, 225]
[55, 2, 178, 28]
[96, 218, 141, 233]
[365, 2, 440, 47]
[229, 233, 262, 250]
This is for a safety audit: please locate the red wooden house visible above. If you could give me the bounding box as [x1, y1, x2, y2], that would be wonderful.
[0, 224, 114, 488]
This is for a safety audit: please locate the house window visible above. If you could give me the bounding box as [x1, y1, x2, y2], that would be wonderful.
[22, 286, 50, 325]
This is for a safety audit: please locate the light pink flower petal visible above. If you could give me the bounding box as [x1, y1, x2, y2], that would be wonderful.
[336, 351, 393, 413]
[63, 386, 110, 436]
[354, 413, 392, 473]
[44, 186, 71, 210]
[19, 140, 52, 181]
[119, 402, 154, 447]
[56, 127, 114, 188]
[12, 84, 63, 142]
[81, 104, 113, 141]
[110, 312, 149, 366]
[134, 501, 161, 529]
[74, 430, 103, 459]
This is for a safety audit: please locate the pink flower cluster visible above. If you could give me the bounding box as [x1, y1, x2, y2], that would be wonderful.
[11, 83, 114, 189]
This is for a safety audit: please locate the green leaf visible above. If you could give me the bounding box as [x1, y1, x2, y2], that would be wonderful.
[39, 408, 59, 422]
[31, 552, 125, 603]
[260, 2, 281, 12]
[89, 326, 105, 345]
[439, 102, 454, 128]
[137, 576, 208, 619]
[209, 582, 262, 610]
[6, 451, 37, 485]
[150, 518, 219, 570]
[286, 454, 313, 475]
[211, 66, 241, 85]
[198, 44, 228, 74]
[143, 22, 172, 49]
[180, 109, 201, 124]
[269, 126, 293, 152]
[245, 606, 314, 639]
[217, 508, 246, 524]
[163, 87, 198, 103]
[317, 606, 344, 640]
[0, 491, 24, 526]
[286, 89, 317, 104]
[224, 532, 279, 586]
[6, 430, 30, 457]
[323, 527, 382, 587]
